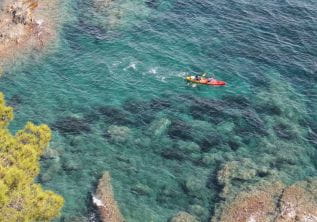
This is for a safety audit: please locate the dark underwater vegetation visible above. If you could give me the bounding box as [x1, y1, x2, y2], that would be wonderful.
[0, 0, 317, 221]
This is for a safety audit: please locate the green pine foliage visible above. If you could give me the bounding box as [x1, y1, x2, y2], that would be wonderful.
[0, 93, 63, 221]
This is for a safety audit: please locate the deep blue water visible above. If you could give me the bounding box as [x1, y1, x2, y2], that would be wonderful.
[0, 0, 317, 221]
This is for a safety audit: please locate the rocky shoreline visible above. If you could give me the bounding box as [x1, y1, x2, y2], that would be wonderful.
[93, 172, 125, 222]
[212, 179, 317, 222]
[92, 169, 317, 222]
[0, 0, 59, 66]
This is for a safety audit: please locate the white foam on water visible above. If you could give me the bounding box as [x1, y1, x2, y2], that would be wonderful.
[112, 61, 122, 68]
[92, 195, 104, 207]
[128, 62, 137, 70]
[178, 72, 188, 77]
[149, 67, 157, 74]
[160, 76, 166, 82]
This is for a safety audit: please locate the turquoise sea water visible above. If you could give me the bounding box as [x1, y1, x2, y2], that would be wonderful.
[1, 0, 317, 221]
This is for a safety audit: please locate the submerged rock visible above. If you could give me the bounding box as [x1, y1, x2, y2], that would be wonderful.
[229, 135, 243, 150]
[189, 97, 229, 124]
[168, 119, 193, 140]
[89, 0, 150, 29]
[234, 110, 268, 137]
[188, 204, 208, 220]
[106, 125, 132, 143]
[161, 148, 186, 161]
[7, 94, 23, 108]
[93, 172, 125, 222]
[93, 0, 114, 9]
[148, 117, 171, 137]
[40, 160, 61, 183]
[52, 116, 91, 135]
[222, 95, 251, 109]
[97, 106, 134, 125]
[42, 147, 59, 160]
[62, 159, 81, 171]
[176, 140, 200, 153]
[184, 177, 203, 194]
[131, 183, 152, 196]
[216, 122, 235, 135]
[123, 100, 156, 126]
[123, 100, 148, 114]
[273, 122, 297, 140]
[255, 101, 282, 116]
[199, 134, 223, 152]
[149, 98, 172, 111]
[145, 0, 160, 9]
[201, 153, 218, 166]
[169, 211, 198, 222]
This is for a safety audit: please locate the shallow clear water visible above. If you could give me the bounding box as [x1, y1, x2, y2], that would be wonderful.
[0, 0, 317, 221]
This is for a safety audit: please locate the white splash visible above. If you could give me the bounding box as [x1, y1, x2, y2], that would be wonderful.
[92, 195, 104, 207]
[149, 67, 157, 74]
[126, 62, 137, 70]
[178, 72, 188, 77]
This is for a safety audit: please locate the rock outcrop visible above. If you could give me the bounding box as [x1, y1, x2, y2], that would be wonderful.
[275, 181, 317, 222]
[93, 172, 125, 222]
[212, 179, 317, 222]
[0, 0, 58, 65]
[216, 158, 278, 199]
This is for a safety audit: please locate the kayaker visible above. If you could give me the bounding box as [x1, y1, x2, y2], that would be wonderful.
[207, 77, 215, 82]
[195, 75, 201, 81]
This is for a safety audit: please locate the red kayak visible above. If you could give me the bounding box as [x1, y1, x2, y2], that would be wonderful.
[186, 76, 226, 86]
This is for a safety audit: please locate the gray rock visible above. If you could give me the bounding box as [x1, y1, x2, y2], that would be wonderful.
[148, 118, 171, 137]
[131, 183, 152, 196]
[63, 159, 80, 171]
[107, 125, 132, 143]
[40, 161, 61, 183]
[42, 147, 59, 160]
[188, 204, 208, 219]
[177, 141, 200, 153]
[185, 177, 203, 193]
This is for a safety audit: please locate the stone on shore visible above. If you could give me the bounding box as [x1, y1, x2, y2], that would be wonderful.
[93, 172, 125, 222]
[106, 125, 132, 143]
